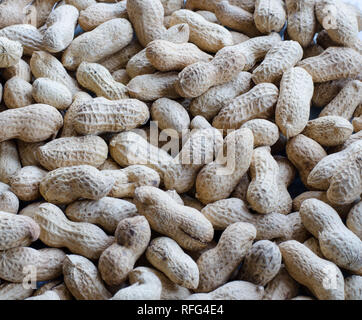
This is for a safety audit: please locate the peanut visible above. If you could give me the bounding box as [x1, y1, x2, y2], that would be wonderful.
[279, 240, 345, 300]
[37, 135, 108, 170]
[0, 182, 19, 214]
[112, 69, 130, 85]
[196, 222, 256, 292]
[1, 59, 31, 82]
[3, 77, 33, 109]
[146, 237, 199, 289]
[241, 119, 279, 147]
[0, 0, 35, 29]
[76, 62, 129, 100]
[0, 104, 63, 143]
[65, 0, 96, 11]
[99, 216, 151, 286]
[0, 247, 65, 283]
[0, 141, 21, 184]
[0, 37, 23, 68]
[34, 203, 114, 259]
[63, 254, 111, 300]
[254, 0, 287, 34]
[0, 282, 34, 300]
[39, 165, 115, 204]
[32, 78, 73, 110]
[347, 201, 362, 240]
[26, 291, 61, 301]
[126, 49, 157, 79]
[344, 275, 362, 300]
[134, 186, 214, 251]
[17, 141, 44, 167]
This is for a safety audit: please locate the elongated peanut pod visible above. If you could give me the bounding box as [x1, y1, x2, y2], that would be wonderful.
[254, 0, 286, 34]
[0, 37, 23, 68]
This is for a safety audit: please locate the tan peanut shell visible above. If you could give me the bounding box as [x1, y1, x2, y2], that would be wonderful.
[1, 59, 31, 82]
[353, 117, 362, 132]
[300, 199, 362, 275]
[263, 265, 300, 300]
[72, 97, 149, 135]
[42, 5, 79, 53]
[196, 222, 256, 292]
[187, 281, 264, 300]
[303, 43, 325, 59]
[0, 0, 35, 29]
[112, 69, 130, 85]
[63, 254, 111, 300]
[298, 47, 362, 82]
[230, 30, 250, 44]
[32, 78, 73, 110]
[40, 165, 115, 205]
[109, 131, 174, 179]
[65, 197, 137, 234]
[62, 18, 134, 71]
[285, 0, 317, 47]
[238, 240, 282, 286]
[0, 182, 19, 214]
[241, 119, 279, 147]
[195, 10, 220, 25]
[9, 166, 47, 201]
[214, 1, 261, 37]
[302, 116, 353, 147]
[0, 37, 23, 68]
[247, 146, 280, 214]
[0, 104, 63, 143]
[146, 40, 212, 72]
[30, 51, 80, 95]
[231, 173, 250, 201]
[65, 0, 96, 11]
[134, 186, 214, 251]
[175, 48, 246, 98]
[254, 0, 286, 33]
[189, 71, 252, 121]
[252, 40, 303, 84]
[0, 247, 66, 283]
[76, 62, 129, 100]
[146, 237, 199, 289]
[0, 24, 44, 55]
[79, 2, 128, 31]
[126, 49, 156, 79]
[344, 275, 362, 300]
[0, 282, 34, 300]
[151, 98, 190, 136]
[110, 267, 162, 300]
[347, 201, 362, 240]
[0, 211, 39, 250]
[17, 141, 44, 167]
[3, 77, 34, 109]
[170, 9, 233, 53]
[275, 67, 313, 138]
[0, 140, 21, 184]
[286, 134, 327, 189]
[34, 203, 114, 259]
[315, 0, 359, 47]
[128, 72, 180, 101]
[279, 240, 345, 300]
[37, 135, 108, 170]
[319, 80, 362, 119]
[195, 128, 254, 204]
[99, 216, 151, 286]
[26, 291, 61, 300]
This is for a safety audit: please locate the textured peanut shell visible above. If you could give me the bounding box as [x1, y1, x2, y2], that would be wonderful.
[276, 67, 313, 138]
[0, 37, 23, 68]
[0, 182, 19, 214]
[134, 186, 214, 251]
[344, 275, 362, 300]
[213, 83, 279, 130]
[73, 97, 150, 135]
[76, 62, 129, 100]
[195, 128, 254, 204]
[0, 0, 35, 29]
[62, 18, 134, 71]
[32, 77, 72, 110]
[0, 104, 63, 143]
[196, 222, 256, 292]
[146, 40, 212, 72]
[254, 0, 286, 33]
[126, 49, 156, 79]
[0, 247, 66, 283]
[0, 282, 34, 300]
[347, 201, 362, 240]
[0, 211, 40, 250]
[170, 9, 233, 53]
[34, 203, 114, 260]
[63, 255, 111, 300]
[1, 59, 31, 82]
[286, 134, 327, 189]
[279, 240, 345, 300]
[0, 140, 21, 184]
[252, 40, 303, 84]
[79, 2, 128, 31]
[300, 199, 362, 275]
[146, 237, 199, 289]
[353, 117, 362, 132]
[297, 47, 362, 82]
[34, 0, 60, 27]
[9, 166, 47, 202]
[30, 51, 80, 95]
[99, 216, 151, 286]
[3, 77, 34, 109]
[26, 291, 61, 300]
[189, 71, 252, 121]
[109, 131, 174, 179]
[302, 116, 353, 147]
[241, 119, 279, 147]
[42, 5, 79, 53]
[65, 0, 96, 11]
[17, 141, 44, 167]
[238, 240, 282, 286]
[112, 69, 130, 85]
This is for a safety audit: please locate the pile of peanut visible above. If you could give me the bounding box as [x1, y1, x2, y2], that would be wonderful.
[0, 0, 361, 301]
